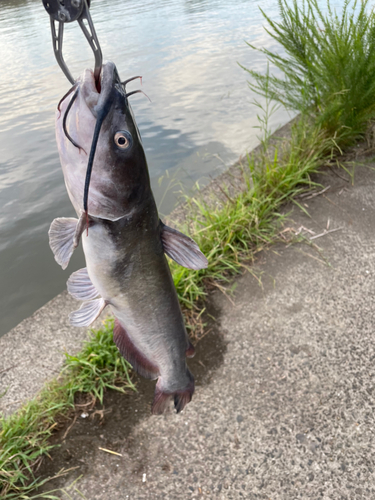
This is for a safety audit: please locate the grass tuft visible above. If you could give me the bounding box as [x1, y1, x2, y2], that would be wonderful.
[171, 114, 328, 310]
[62, 318, 135, 403]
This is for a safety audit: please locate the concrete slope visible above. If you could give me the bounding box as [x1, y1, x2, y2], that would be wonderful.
[37, 160, 375, 499]
[0, 292, 108, 416]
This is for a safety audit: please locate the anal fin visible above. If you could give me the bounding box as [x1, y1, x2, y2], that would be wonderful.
[48, 212, 86, 269]
[69, 298, 106, 327]
[113, 319, 159, 380]
[161, 221, 208, 270]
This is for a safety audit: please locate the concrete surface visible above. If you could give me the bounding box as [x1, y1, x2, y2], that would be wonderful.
[34, 158, 375, 500]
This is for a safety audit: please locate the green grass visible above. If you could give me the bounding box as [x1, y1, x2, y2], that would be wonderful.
[241, 0, 375, 148]
[62, 319, 134, 402]
[171, 114, 329, 310]
[3, 0, 375, 496]
[0, 320, 134, 499]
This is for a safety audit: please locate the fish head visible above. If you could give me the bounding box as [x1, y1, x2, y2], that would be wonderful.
[56, 61, 151, 220]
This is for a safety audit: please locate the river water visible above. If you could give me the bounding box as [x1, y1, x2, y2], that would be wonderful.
[0, 0, 336, 337]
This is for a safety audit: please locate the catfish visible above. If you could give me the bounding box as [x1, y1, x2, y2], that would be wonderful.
[49, 62, 207, 414]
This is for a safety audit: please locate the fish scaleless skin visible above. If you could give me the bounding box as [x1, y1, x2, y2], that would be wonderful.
[82, 199, 194, 413]
[49, 62, 206, 414]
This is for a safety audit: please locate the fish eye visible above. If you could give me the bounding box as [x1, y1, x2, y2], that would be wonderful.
[114, 130, 132, 149]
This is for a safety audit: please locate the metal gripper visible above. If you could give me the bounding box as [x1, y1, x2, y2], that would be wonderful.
[42, 0, 102, 84]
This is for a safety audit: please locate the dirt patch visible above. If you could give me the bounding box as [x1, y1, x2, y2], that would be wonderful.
[36, 297, 227, 494]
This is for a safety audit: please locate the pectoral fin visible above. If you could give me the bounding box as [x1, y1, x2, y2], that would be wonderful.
[161, 222, 208, 270]
[49, 217, 77, 269]
[69, 298, 106, 327]
[67, 268, 99, 301]
[48, 212, 86, 269]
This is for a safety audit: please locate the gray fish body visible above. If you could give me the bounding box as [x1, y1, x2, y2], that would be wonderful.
[50, 62, 204, 413]
[83, 196, 193, 395]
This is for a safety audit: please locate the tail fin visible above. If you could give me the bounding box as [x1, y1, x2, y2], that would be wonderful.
[151, 371, 195, 415]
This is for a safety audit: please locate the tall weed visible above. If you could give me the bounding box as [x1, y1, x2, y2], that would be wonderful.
[242, 0, 375, 146]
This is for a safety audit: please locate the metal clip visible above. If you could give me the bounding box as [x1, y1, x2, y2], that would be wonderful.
[42, 0, 102, 84]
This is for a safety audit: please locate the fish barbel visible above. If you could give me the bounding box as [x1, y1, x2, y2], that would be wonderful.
[48, 62, 207, 414]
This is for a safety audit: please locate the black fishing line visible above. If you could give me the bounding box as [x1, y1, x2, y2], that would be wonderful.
[84, 66, 145, 220]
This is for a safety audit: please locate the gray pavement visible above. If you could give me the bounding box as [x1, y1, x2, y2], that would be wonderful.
[39, 158, 375, 499]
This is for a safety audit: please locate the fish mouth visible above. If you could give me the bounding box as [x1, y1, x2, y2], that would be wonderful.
[58, 62, 118, 153]
[81, 61, 120, 118]
[82, 63, 144, 118]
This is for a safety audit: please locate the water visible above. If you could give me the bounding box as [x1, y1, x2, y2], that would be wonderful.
[0, 0, 332, 337]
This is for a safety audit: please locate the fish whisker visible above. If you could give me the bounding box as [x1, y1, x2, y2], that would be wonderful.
[125, 89, 151, 102]
[121, 76, 142, 88]
[63, 88, 87, 155]
[57, 82, 79, 116]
